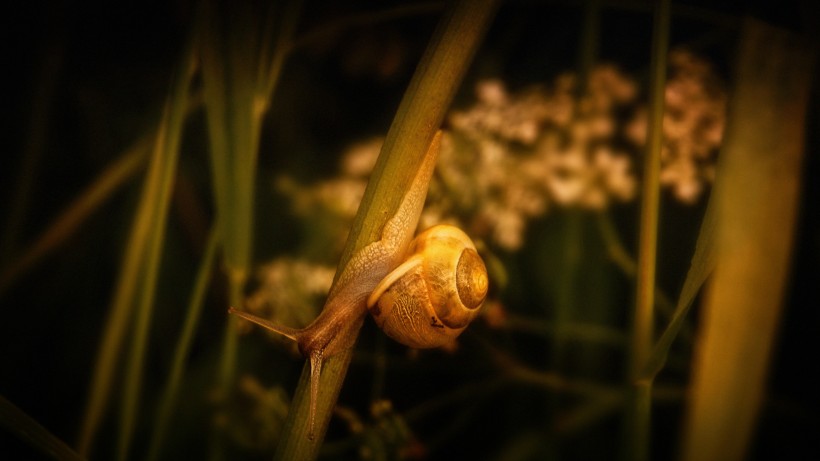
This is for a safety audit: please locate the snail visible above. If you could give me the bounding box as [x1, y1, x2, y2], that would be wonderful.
[228, 131, 488, 438]
[366, 224, 487, 349]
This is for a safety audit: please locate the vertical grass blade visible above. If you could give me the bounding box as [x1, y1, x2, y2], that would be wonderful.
[680, 18, 814, 461]
[146, 226, 219, 461]
[624, 1, 670, 460]
[257, 0, 303, 111]
[576, 0, 600, 85]
[0, 395, 86, 461]
[199, 1, 260, 419]
[199, 2, 301, 458]
[117, 39, 198, 461]
[76, 32, 197, 458]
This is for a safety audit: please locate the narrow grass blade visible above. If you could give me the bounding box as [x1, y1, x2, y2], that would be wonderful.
[641, 192, 716, 380]
[198, 3, 302, 458]
[199, 9, 253, 431]
[0, 395, 86, 461]
[145, 226, 219, 461]
[624, 1, 670, 460]
[76, 33, 197, 458]
[117, 38, 198, 461]
[257, 0, 303, 109]
[680, 18, 814, 461]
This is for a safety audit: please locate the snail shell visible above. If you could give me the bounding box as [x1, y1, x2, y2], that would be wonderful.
[366, 225, 488, 348]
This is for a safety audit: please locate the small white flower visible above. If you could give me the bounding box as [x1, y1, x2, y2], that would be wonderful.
[476, 79, 508, 106]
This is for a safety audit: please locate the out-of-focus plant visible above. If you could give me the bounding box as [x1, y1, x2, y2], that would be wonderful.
[213, 375, 290, 454]
[680, 19, 813, 461]
[269, 52, 725, 261]
[627, 49, 726, 204]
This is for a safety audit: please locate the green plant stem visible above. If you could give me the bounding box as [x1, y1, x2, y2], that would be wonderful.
[640, 197, 716, 380]
[146, 226, 219, 461]
[549, 212, 581, 378]
[258, 0, 304, 106]
[77, 149, 152, 456]
[0, 395, 86, 461]
[596, 214, 693, 344]
[76, 39, 197, 458]
[199, 3, 303, 458]
[272, 1, 500, 459]
[625, 1, 669, 460]
[117, 41, 198, 461]
[576, 0, 600, 88]
[199, 0, 251, 448]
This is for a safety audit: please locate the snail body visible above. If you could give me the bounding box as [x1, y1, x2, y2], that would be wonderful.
[228, 131, 488, 439]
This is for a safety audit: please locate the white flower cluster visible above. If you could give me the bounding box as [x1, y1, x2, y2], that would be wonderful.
[437, 66, 640, 249]
[427, 53, 725, 249]
[626, 50, 726, 203]
[252, 51, 726, 313]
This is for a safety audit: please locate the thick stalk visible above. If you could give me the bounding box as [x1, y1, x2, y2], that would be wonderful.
[273, 0, 501, 459]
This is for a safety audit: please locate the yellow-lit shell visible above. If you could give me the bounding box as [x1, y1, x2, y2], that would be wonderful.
[366, 225, 489, 349]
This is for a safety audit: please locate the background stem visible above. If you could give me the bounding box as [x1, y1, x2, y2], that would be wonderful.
[624, 1, 670, 460]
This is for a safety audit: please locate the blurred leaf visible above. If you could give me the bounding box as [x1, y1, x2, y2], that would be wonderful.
[625, 1, 670, 460]
[146, 226, 219, 461]
[642, 188, 716, 380]
[77, 32, 198, 458]
[680, 18, 814, 461]
[0, 395, 86, 461]
[0, 135, 150, 295]
[198, 2, 303, 457]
